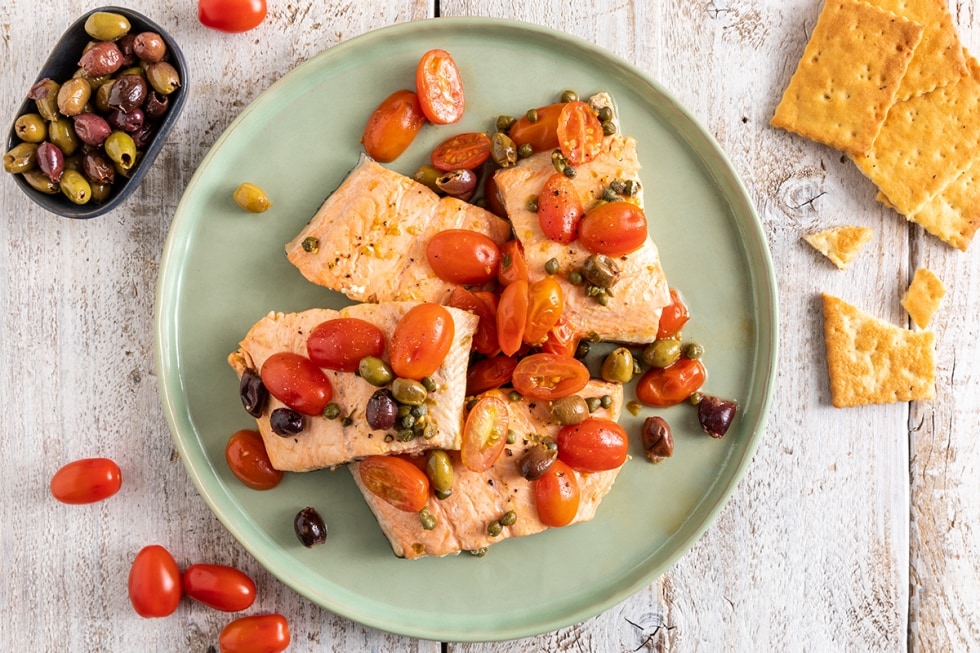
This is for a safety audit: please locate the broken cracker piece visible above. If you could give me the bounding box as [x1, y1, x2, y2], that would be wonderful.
[895, 152, 980, 251]
[821, 293, 935, 408]
[901, 267, 946, 329]
[803, 225, 874, 269]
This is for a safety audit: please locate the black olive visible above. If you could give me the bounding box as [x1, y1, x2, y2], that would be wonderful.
[294, 506, 327, 547]
[239, 370, 268, 417]
[366, 388, 398, 430]
[270, 408, 303, 436]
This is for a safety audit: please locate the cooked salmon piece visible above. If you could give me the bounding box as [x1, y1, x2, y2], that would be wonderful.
[285, 155, 512, 304]
[227, 302, 478, 471]
[349, 379, 625, 559]
[493, 134, 671, 343]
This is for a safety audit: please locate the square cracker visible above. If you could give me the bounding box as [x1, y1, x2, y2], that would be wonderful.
[821, 293, 935, 407]
[901, 267, 946, 329]
[803, 225, 874, 269]
[770, 0, 923, 157]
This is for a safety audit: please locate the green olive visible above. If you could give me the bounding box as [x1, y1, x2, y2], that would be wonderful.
[549, 395, 588, 425]
[21, 168, 59, 194]
[642, 339, 682, 369]
[3, 142, 38, 174]
[84, 11, 131, 40]
[601, 347, 635, 383]
[89, 181, 113, 203]
[14, 113, 47, 143]
[57, 78, 92, 117]
[490, 131, 518, 168]
[146, 61, 181, 95]
[392, 378, 427, 406]
[31, 79, 60, 121]
[233, 182, 272, 213]
[94, 79, 115, 112]
[425, 450, 454, 499]
[49, 117, 80, 156]
[412, 164, 441, 192]
[358, 356, 393, 387]
[60, 169, 92, 205]
[104, 130, 137, 171]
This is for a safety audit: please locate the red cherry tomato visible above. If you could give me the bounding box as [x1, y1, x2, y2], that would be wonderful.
[198, 0, 267, 33]
[225, 429, 282, 491]
[260, 352, 333, 416]
[523, 276, 564, 345]
[128, 545, 182, 618]
[416, 49, 465, 124]
[430, 132, 491, 172]
[657, 288, 690, 339]
[466, 355, 517, 395]
[541, 315, 580, 357]
[508, 103, 563, 152]
[483, 174, 507, 218]
[497, 240, 529, 286]
[534, 459, 580, 527]
[357, 456, 430, 512]
[636, 357, 707, 407]
[307, 318, 385, 372]
[448, 286, 499, 356]
[362, 89, 427, 163]
[557, 101, 604, 165]
[556, 418, 629, 472]
[579, 201, 648, 256]
[537, 173, 583, 244]
[426, 229, 501, 285]
[496, 279, 528, 356]
[183, 563, 256, 613]
[219, 613, 291, 653]
[389, 303, 455, 380]
[460, 395, 510, 472]
[511, 352, 590, 400]
[50, 457, 121, 504]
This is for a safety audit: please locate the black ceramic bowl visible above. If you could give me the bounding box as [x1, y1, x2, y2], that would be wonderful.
[4, 6, 187, 219]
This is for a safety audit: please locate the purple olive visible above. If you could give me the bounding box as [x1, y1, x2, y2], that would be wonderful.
[270, 407, 304, 436]
[107, 74, 148, 113]
[36, 141, 65, 182]
[73, 112, 112, 146]
[81, 150, 115, 185]
[78, 41, 123, 76]
[107, 107, 145, 133]
[366, 388, 398, 430]
[697, 395, 738, 438]
[239, 370, 268, 418]
[294, 506, 327, 548]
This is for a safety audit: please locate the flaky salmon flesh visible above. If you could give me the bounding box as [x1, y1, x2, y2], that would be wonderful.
[227, 302, 478, 471]
[349, 379, 626, 559]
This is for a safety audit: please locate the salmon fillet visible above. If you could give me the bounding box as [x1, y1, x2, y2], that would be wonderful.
[493, 134, 671, 343]
[285, 155, 513, 304]
[349, 380, 626, 559]
[227, 302, 478, 471]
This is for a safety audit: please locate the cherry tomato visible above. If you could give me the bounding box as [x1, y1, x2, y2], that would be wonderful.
[657, 288, 691, 339]
[497, 240, 529, 286]
[636, 357, 707, 407]
[508, 103, 563, 152]
[483, 174, 507, 218]
[426, 229, 501, 285]
[225, 429, 283, 490]
[523, 276, 564, 345]
[537, 173, 583, 244]
[557, 101, 604, 165]
[541, 315, 580, 357]
[198, 0, 267, 33]
[466, 355, 517, 395]
[219, 613, 291, 653]
[50, 457, 121, 504]
[461, 396, 510, 472]
[362, 89, 427, 163]
[511, 352, 590, 400]
[128, 544, 182, 618]
[183, 563, 256, 612]
[416, 49, 465, 124]
[307, 318, 385, 372]
[534, 459, 580, 527]
[556, 418, 629, 472]
[260, 352, 333, 416]
[496, 279, 528, 356]
[389, 303, 455, 380]
[430, 132, 491, 172]
[357, 455, 430, 512]
[448, 286, 499, 356]
[579, 201, 648, 256]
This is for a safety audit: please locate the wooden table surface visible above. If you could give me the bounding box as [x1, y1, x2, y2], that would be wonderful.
[3, 1, 979, 650]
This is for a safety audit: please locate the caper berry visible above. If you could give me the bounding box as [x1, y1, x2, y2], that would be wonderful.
[358, 356, 394, 387]
[233, 182, 272, 213]
[294, 506, 327, 547]
[601, 347, 635, 383]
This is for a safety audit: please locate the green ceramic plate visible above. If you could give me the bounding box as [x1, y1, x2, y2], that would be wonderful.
[156, 18, 777, 642]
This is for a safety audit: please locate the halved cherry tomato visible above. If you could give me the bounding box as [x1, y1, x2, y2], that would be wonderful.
[466, 355, 517, 395]
[557, 101, 604, 165]
[389, 303, 455, 380]
[430, 132, 491, 172]
[534, 459, 580, 527]
[362, 89, 427, 163]
[579, 201, 648, 256]
[556, 418, 629, 472]
[508, 103, 563, 152]
[524, 276, 564, 345]
[448, 286, 499, 356]
[219, 613, 291, 653]
[483, 173, 507, 218]
[635, 357, 707, 407]
[183, 563, 256, 612]
[260, 352, 333, 416]
[198, 0, 267, 33]
[537, 172, 583, 244]
[225, 429, 283, 491]
[50, 457, 121, 504]
[426, 229, 501, 285]
[416, 49, 465, 124]
[357, 456, 430, 512]
[307, 318, 385, 372]
[496, 279, 528, 356]
[461, 396, 509, 472]
[511, 352, 589, 400]
[541, 315, 580, 357]
[657, 288, 690, 339]
[128, 545, 182, 618]
[497, 240, 529, 286]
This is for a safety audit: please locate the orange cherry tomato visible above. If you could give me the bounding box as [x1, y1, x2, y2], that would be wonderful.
[260, 352, 333, 416]
[556, 418, 629, 472]
[225, 429, 283, 491]
[483, 173, 507, 218]
[524, 276, 564, 345]
[461, 396, 510, 472]
[430, 132, 491, 172]
[534, 459, 580, 527]
[579, 201, 648, 256]
[357, 455, 430, 512]
[511, 352, 589, 400]
[416, 49, 465, 124]
[426, 229, 501, 285]
[657, 288, 690, 339]
[466, 355, 518, 395]
[128, 545, 182, 618]
[636, 357, 707, 407]
[307, 317, 385, 373]
[448, 286, 499, 356]
[541, 315, 580, 357]
[497, 239, 529, 286]
[389, 303, 455, 380]
[508, 103, 563, 152]
[537, 172, 584, 244]
[50, 457, 122, 504]
[183, 563, 256, 613]
[557, 100, 604, 165]
[362, 89, 427, 163]
[496, 279, 528, 356]
[219, 613, 291, 653]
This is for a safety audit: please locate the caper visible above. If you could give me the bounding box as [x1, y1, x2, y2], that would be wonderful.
[301, 236, 319, 253]
[14, 113, 46, 143]
[526, 196, 538, 212]
[600, 395, 613, 409]
[104, 130, 137, 171]
[28, 78, 61, 121]
[233, 182, 272, 213]
[396, 428, 415, 442]
[21, 169, 59, 194]
[568, 270, 584, 286]
[84, 11, 132, 41]
[684, 342, 704, 359]
[642, 339, 682, 369]
[422, 377, 438, 393]
[419, 507, 437, 530]
[500, 510, 517, 527]
[575, 340, 591, 359]
[426, 450, 454, 499]
[586, 396, 602, 413]
[487, 520, 503, 537]
[146, 61, 181, 95]
[560, 89, 579, 103]
[582, 254, 621, 289]
[518, 444, 557, 480]
[597, 106, 614, 123]
[490, 131, 518, 168]
[495, 114, 516, 133]
[562, 165, 576, 179]
[293, 506, 327, 547]
[3, 142, 38, 174]
[59, 169, 92, 205]
[601, 347, 635, 383]
[399, 414, 416, 429]
[602, 120, 617, 136]
[392, 377, 427, 406]
[551, 149, 568, 174]
[544, 258, 560, 275]
[517, 143, 534, 159]
[413, 164, 442, 192]
[550, 395, 588, 425]
[358, 356, 393, 387]
[525, 108, 538, 122]
[56, 77, 92, 116]
[322, 402, 341, 419]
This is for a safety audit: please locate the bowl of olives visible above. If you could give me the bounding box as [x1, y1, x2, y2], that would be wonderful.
[3, 6, 187, 219]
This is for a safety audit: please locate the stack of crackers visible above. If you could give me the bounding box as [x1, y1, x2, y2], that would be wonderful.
[772, 0, 980, 251]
